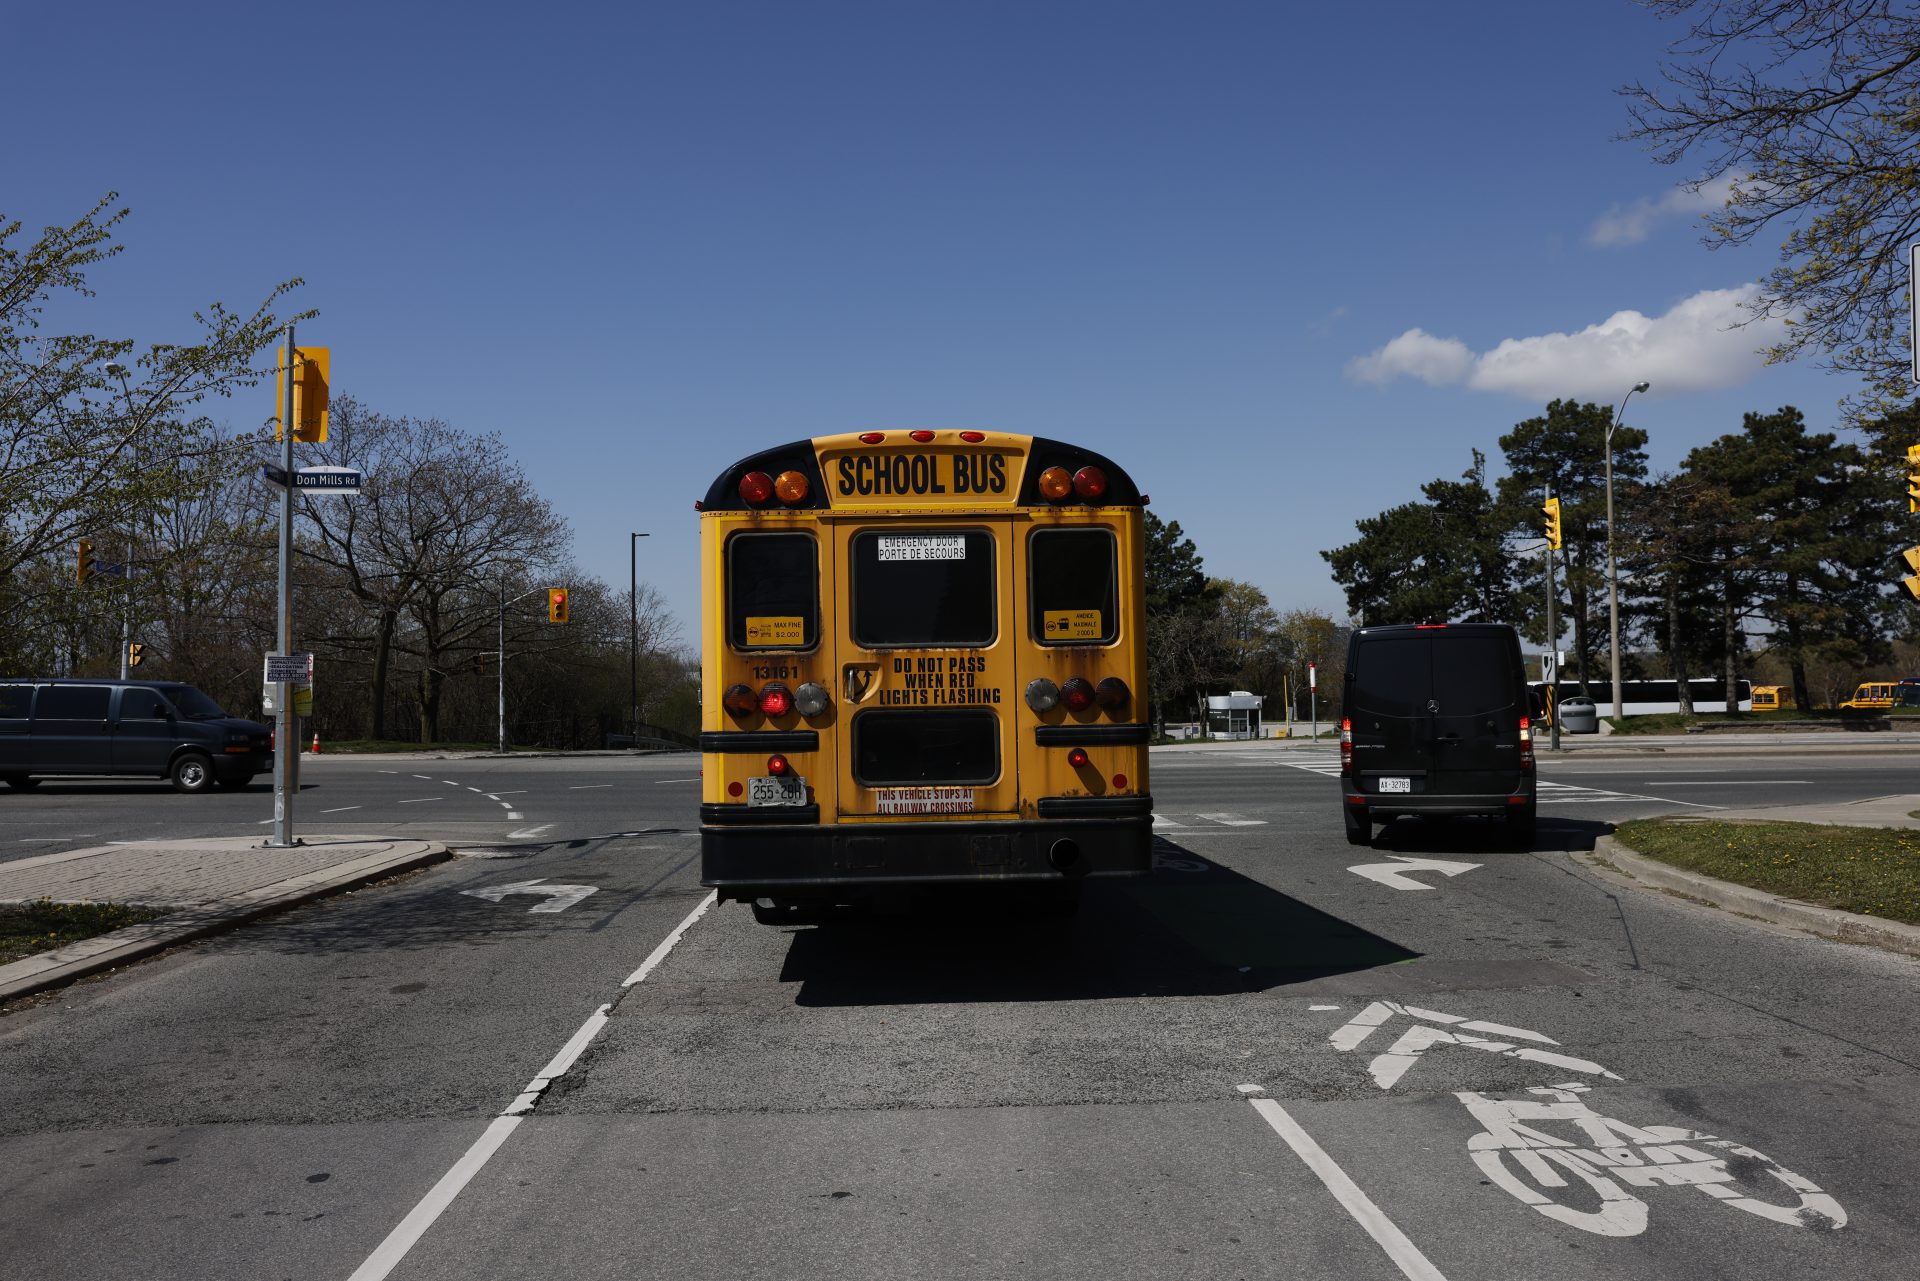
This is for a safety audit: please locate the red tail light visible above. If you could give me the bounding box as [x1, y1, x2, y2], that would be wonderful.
[738, 471, 774, 505]
[723, 684, 758, 718]
[1072, 465, 1107, 501]
[859, 432, 885, 444]
[767, 754, 791, 776]
[1094, 677, 1129, 710]
[1066, 748, 1090, 769]
[759, 683, 793, 716]
[1340, 717, 1353, 776]
[1519, 715, 1534, 772]
[1060, 677, 1095, 712]
[910, 430, 935, 442]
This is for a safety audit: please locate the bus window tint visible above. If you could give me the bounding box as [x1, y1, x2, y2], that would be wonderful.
[1030, 528, 1117, 645]
[851, 529, 995, 648]
[1432, 634, 1516, 714]
[728, 533, 818, 651]
[1350, 637, 1429, 717]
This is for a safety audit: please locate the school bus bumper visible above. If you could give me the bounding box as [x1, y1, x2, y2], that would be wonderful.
[699, 796, 1153, 898]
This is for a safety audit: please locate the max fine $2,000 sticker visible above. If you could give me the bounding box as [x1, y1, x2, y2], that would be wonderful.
[875, 787, 976, 814]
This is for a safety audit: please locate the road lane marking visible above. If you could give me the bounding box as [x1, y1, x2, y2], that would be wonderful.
[492, 790, 527, 795]
[347, 890, 716, 1281]
[461, 878, 596, 912]
[507, 811, 523, 820]
[1329, 1002, 1620, 1090]
[1197, 812, 1266, 826]
[1348, 856, 1481, 891]
[1642, 780, 1811, 786]
[568, 784, 612, 790]
[412, 774, 433, 780]
[507, 824, 554, 840]
[467, 787, 484, 793]
[322, 805, 362, 813]
[653, 777, 700, 783]
[397, 797, 442, 804]
[485, 794, 501, 801]
[1249, 1097, 1450, 1281]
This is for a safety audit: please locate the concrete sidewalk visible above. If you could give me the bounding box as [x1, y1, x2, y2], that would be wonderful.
[0, 835, 449, 1004]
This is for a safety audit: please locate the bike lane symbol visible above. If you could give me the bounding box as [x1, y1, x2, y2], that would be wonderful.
[1323, 1002, 1848, 1237]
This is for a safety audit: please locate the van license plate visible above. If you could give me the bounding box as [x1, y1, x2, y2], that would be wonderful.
[1378, 777, 1411, 793]
[747, 775, 806, 807]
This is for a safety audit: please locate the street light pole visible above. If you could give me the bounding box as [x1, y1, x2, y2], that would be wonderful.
[1605, 380, 1650, 724]
[106, 363, 136, 681]
[630, 532, 649, 746]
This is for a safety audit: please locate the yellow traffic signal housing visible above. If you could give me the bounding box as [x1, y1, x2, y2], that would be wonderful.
[1907, 443, 1920, 514]
[76, 538, 96, 583]
[1902, 546, 1920, 601]
[1541, 497, 1563, 550]
[276, 345, 331, 443]
[548, 586, 570, 623]
[128, 642, 145, 667]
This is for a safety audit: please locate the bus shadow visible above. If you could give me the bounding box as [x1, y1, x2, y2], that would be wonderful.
[1368, 815, 1609, 854]
[778, 838, 1421, 1006]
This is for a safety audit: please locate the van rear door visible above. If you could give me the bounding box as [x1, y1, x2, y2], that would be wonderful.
[1427, 631, 1523, 791]
[1346, 633, 1435, 795]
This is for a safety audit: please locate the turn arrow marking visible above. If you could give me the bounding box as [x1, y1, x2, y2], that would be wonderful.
[1329, 1000, 1621, 1089]
[1347, 854, 1482, 890]
[460, 879, 599, 913]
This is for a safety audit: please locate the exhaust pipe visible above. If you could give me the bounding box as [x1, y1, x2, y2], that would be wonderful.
[1048, 837, 1084, 875]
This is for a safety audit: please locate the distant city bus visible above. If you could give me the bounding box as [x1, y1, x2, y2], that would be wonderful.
[1529, 678, 1752, 717]
[697, 431, 1152, 923]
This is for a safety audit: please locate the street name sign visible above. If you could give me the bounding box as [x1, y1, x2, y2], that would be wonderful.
[261, 464, 364, 495]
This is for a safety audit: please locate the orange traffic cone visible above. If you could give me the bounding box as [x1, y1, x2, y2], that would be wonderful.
[310, 731, 320, 754]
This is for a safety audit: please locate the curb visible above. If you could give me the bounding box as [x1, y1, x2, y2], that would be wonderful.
[1584, 835, 1920, 960]
[0, 841, 451, 1005]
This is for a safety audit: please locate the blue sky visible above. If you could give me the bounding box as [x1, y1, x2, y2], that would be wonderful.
[10, 1, 1854, 649]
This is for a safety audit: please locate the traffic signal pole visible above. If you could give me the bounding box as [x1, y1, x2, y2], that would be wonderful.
[269, 324, 298, 848]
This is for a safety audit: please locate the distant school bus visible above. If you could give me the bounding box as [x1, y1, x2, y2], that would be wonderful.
[697, 431, 1152, 923]
[1839, 682, 1897, 710]
[1751, 685, 1795, 712]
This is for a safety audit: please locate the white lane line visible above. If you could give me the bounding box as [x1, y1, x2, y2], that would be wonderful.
[486, 794, 501, 801]
[467, 787, 484, 793]
[412, 774, 433, 780]
[346, 891, 716, 1281]
[653, 777, 700, 784]
[397, 797, 443, 804]
[492, 790, 527, 796]
[1642, 780, 1811, 786]
[256, 818, 275, 825]
[1249, 1097, 1448, 1281]
[17, 838, 66, 843]
[568, 784, 612, 790]
[379, 770, 399, 774]
[1198, 812, 1266, 827]
[444, 780, 462, 787]
[322, 805, 363, 814]
[108, 840, 159, 845]
[507, 812, 523, 820]
[507, 824, 553, 840]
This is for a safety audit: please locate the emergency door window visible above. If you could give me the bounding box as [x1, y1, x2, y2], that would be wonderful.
[1030, 528, 1117, 645]
[851, 529, 995, 648]
[728, 532, 818, 651]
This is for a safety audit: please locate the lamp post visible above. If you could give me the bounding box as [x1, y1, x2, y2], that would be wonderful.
[105, 362, 137, 680]
[1605, 380, 1650, 723]
[630, 532, 649, 747]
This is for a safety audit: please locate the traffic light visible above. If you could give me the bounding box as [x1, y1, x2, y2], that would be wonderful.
[276, 345, 331, 443]
[1902, 546, 1920, 601]
[76, 538, 96, 584]
[547, 586, 570, 623]
[1541, 497, 1563, 551]
[128, 642, 144, 668]
[1907, 444, 1919, 513]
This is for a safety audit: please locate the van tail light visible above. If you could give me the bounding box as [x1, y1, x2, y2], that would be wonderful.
[767, 754, 791, 776]
[1340, 718, 1353, 776]
[759, 683, 793, 716]
[1060, 677, 1095, 712]
[1519, 715, 1534, 772]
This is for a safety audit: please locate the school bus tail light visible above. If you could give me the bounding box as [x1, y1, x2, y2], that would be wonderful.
[738, 471, 774, 506]
[1072, 465, 1107, 501]
[774, 470, 810, 505]
[1094, 677, 1129, 710]
[759, 682, 793, 716]
[767, 754, 792, 776]
[1066, 748, 1090, 769]
[1037, 466, 1074, 502]
[1025, 677, 1060, 713]
[794, 682, 830, 716]
[723, 684, 759, 718]
[1060, 677, 1095, 712]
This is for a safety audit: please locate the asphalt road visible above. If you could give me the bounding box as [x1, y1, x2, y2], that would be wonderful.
[3, 746, 1917, 1280]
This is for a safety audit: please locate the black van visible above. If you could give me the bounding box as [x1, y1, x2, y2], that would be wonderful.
[0, 679, 272, 793]
[1339, 623, 1536, 847]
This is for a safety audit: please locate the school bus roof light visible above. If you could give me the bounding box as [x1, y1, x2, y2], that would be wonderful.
[1095, 677, 1129, 710]
[794, 682, 830, 716]
[722, 683, 758, 718]
[910, 430, 935, 442]
[859, 432, 886, 444]
[738, 471, 775, 506]
[759, 682, 794, 716]
[774, 470, 810, 505]
[959, 431, 985, 442]
[1072, 465, 1107, 501]
[1024, 677, 1060, 713]
[1037, 466, 1073, 502]
[1060, 677, 1096, 712]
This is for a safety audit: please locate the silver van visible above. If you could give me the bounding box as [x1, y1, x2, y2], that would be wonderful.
[0, 679, 272, 792]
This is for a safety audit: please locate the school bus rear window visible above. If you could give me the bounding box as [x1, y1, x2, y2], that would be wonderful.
[728, 532, 818, 651]
[853, 709, 1000, 785]
[851, 529, 995, 648]
[1031, 528, 1118, 645]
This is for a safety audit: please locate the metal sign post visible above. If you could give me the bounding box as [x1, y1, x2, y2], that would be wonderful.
[269, 326, 298, 846]
[1309, 660, 1318, 742]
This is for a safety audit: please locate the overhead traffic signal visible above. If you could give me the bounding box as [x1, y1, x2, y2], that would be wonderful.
[128, 642, 145, 668]
[1907, 444, 1919, 513]
[548, 587, 570, 623]
[76, 538, 96, 584]
[1541, 497, 1563, 551]
[276, 345, 331, 443]
[1901, 547, 1920, 601]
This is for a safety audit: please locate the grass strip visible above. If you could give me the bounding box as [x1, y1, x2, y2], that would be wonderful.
[1613, 818, 1920, 925]
[1600, 708, 1919, 734]
[0, 899, 167, 965]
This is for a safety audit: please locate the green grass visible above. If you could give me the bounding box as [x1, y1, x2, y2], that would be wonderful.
[1613, 818, 1920, 925]
[0, 899, 166, 965]
[1599, 707, 1920, 735]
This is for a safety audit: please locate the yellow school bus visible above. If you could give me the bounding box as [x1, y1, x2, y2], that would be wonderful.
[1751, 685, 1795, 712]
[698, 431, 1151, 923]
[1839, 682, 1896, 710]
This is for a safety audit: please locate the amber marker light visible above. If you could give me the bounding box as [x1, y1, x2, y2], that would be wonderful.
[1037, 466, 1073, 501]
[774, 470, 810, 505]
[723, 684, 758, 718]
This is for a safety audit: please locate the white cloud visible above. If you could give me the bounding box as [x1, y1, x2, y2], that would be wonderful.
[1345, 284, 1788, 400]
[1343, 327, 1474, 386]
[1588, 177, 1740, 248]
